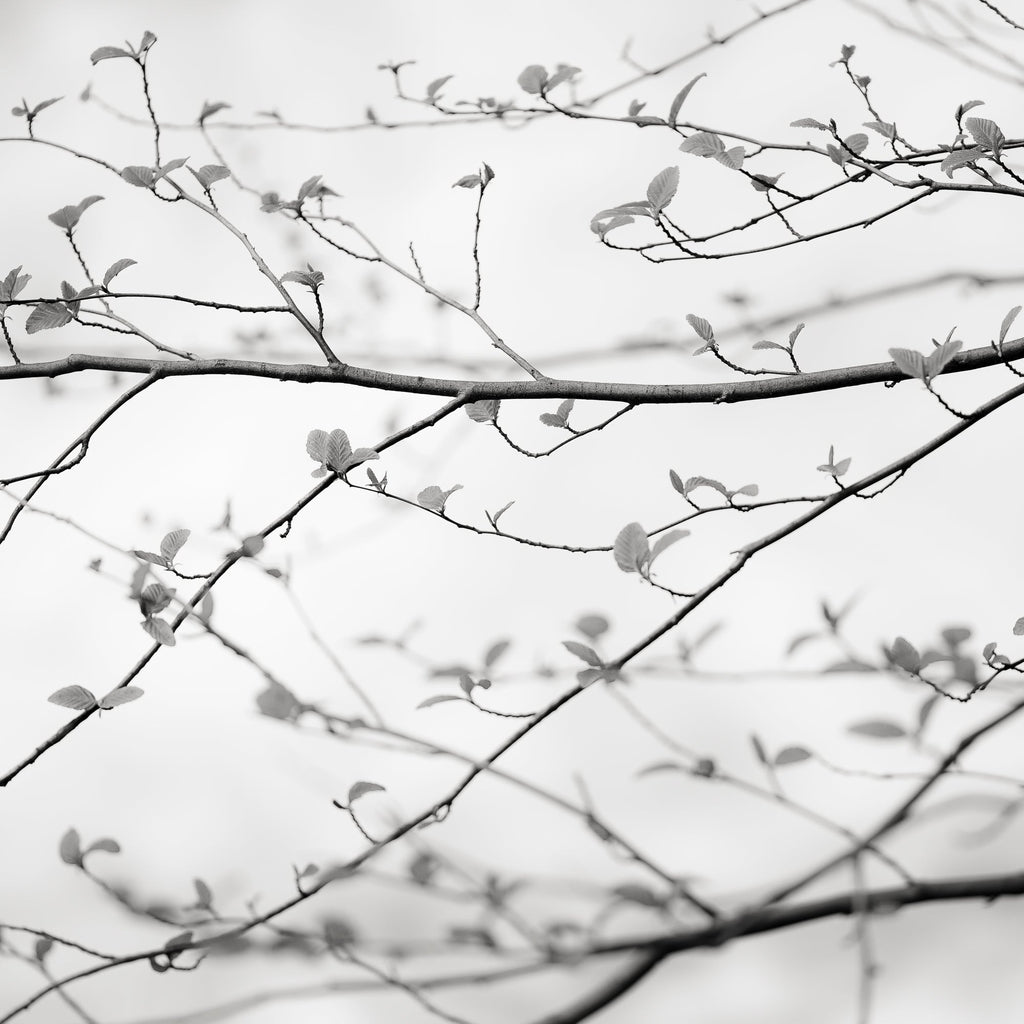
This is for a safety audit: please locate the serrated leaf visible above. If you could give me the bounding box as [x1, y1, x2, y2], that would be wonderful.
[613, 522, 650, 574]
[465, 399, 499, 423]
[679, 131, 725, 158]
[791, 117, 829, 130]
[940, 147, 984, 177]
[517, 64, 548, 94]
[59, 828, 82, 865]
[48, 195, 103, 231]
[649, 528, 688, 565]
[924, 339, 962, 379]
[417, 694, 468, 709]
[889, 347, 926, 380]
[133, 549, 168, 568]
[563, 640, 603, 667]
[774, 746, 812, 766]
[646, 166, 679, 215]
[99, 686, 144, 709]
[684, 475, 728, 497]
[121, 166, 156, 189]
[306, 428, 328, 462]
[539, 412, 567, 427]
[140, 583, 173, 615]
[418, 485, 446, 511]
[91, 45, 133, 64]
[667, 72, 706, 125]
[143, 616, 176, 647]
[863, 119, 896, 139]
[848, 719, 907, 739]
[714, 146, 745, 170]
[160, 528, 190, 563]
[190, 164, 230, 191]
[685, 313, 714, 343]
[48, 686, 98, 711]
[25, 303, 72, 334]
[965, 116, 1004, 157]
[555, 398, 574, 421]
[998, 306, 1021, 346]
[347, 780, 385, 803]
[102, 258, 137, 289]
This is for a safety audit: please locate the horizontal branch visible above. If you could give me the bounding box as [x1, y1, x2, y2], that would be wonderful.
[2, 337, 1023, 402]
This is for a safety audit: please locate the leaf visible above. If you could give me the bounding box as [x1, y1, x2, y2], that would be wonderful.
[563, 641, 603, 667]
[750, 173, 783, 192]
[417, 694, 467, 709]
[790, 117, 828, 130]
[940, 147, 985, 177]
[139, 583, 174, 615]
[646, 166, 679, 215]
[99, 686, 144, 709]
[956, 99, 985, 119]
[679, 131, 725, 158]
[198, 100, 230, 123]
[889, 636, 921, 672]
[256, 683, 301, 720]
[452, 174, 481, 189]
[121, 166, 156, 189]
[1014, 618, 1024, 636]
[48, 686, 98, 711]
[965, 116, 1004, 157]
[0, 266, 30, 312]
[193, 878, 213, 908]
[484, 639, 510, 667]
[684, 475, 728, 497]
[90, 45, 133, 64]
[137, 30, 158, 54]
[613, 522, 650, 574]
[86, 837, 120, 855]
[517, 64, 548, 94]
[143, 616, 176, 647]
[160, 529, 190, 563]
[347, 780, 385, 803]
[25, 303, 72, 334]
[649, 529, 689, 565]
[848, 720, 907, 739]
[241, 535, 264, 557]
[667, 73, 706, 124]
[685, 313, 714, 343]
[417, 484, 461, 512]
[714, 146, 745, 170]
[774, 746, 812, 766]
[843, 133, 869, 156]
[999, 306, 1021, 347]
[889, 347, 926, 380]
[863, 119, 896, 139]
[48, 195, 103, 231]
[832, 457, 851, 477]
[426, 75, 453, 100]
[34, 938, 53, 962]
[540, 412, 567, 427]
[487, 500, 515, 529]
[133, 549, 168, 568]
[465, 399, 500, 423]
[102, 258, 137, 289]
[190, 164, 230, 191]
[924, 339, 962, 379]
[614, 883, 664, 907]
[545, 65, 581, 91]
[59, 828, 83, 865]
[750, 734, 769, 766]
[575, 614, 609, 639]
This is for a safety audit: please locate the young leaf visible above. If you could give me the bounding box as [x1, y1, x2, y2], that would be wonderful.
[487, 500, 515, 529]
[48, 686, 98, 711]
[714, 146, 745, 170]
[923, 339, 962, 380]
[646, 166, 679, 215]
[59, 828, 83, 865]
[452, 174, 482, 189]
[143, 616, 176, 647]
[848, 720, 907, 739]
[121, 166, 156, 189]
[613, 522, 650, 574]
[750, 733, 769, 766]
[1013, 617, 1024, 636]
[774, 746, 812, 766]
[85, 837, 121, 855]
[889, 637, 921, 672]
[484, 639, 511, 667]
[863, 119, 896, 139]
[843, 133, 869, 156]
[545, 65, 581, 91]
[649, 529, 688, 565]
[465, 399, 500, 423]
[190, 164, 230, 191]
[790, 117, 828, 130]
[889, 347, 926, 380]
[25, 303, 72, 334]
[998, 306, 1021, 347]
[679, 131, 725, 158]
[417, 694, 468, 709]
[965, 116, 1004, 157]
[940, 147, 984, 177]
[48, 195, 103, 232]
[198, 100, 230, 123]
[160, 529, 190, 563]
[99, 686, 144, 710]
[685, 313, 714, 343]
[563, 640, 603, 667]
[91, 45, 133, 64]
[667, 72, 706, 124]
[139, 583, 174, 616]
[347, 781, 385, 803]
[426, 75, 453, 100]
[517, 65, 548, 94]
[575, 614, 609, 639]
[102, 258, 137, 289]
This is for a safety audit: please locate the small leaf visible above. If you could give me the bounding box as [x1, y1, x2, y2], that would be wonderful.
[614, 883, 664, 907]
[889, 347, 926, 380]
[843, 133, 869, 156]
[160, 528, 190, 563]
[1014, 617, 1024, 636]
[48, 686, 98, 711]
[426, 74, 453, 100]
[347, 780, 385, 803]
[241, 535, 264, 557]
[863, 120, 896, 139]
[59, 828, 83, 865]
[923, 339, 962, 380]
[48, 195, 103, 231]
[102, 258, 137, 289]
[646, 166, 679, 215]
[545, 65, 581, 91]
[774, 746, 812, 766]
[189, 164, 230, 191]
[790, 117, 828, 130]
[998, 306, 1021, 347]
[198, 100, 230, 123]
[193, 878, 213, 908]
[452, 174, 482, 189]
[417, 694, 468, 709]
[90, 45, 133, 64]
[575, 614, 609, 639]
[487, 500, 515, 528]
[121, 166, 156, 189]
[832, 457, 851, 477]
[667, 72, 706, 124]
[99, 686, 144, 709]
[517, 65, 548, 94]
[133, 549, 168, 568]
[940, 147, 985, 177]
[484, 639, 511, 667]
[750, 733, 769, 766]
[563, 641, 603, 667]
[25, 303, 72, 334]
[143, 616, 176, 647]
[679, 131, 725, 158]
[86, 838, 120, 855]
[649, 529, 689, 565]
[750, 173, 783, 192]
[848, 720, 907, 739]
[685, 313, 714, 343]
[714, 146, 745, 170]
[465, 399, 500, 423]
[256, 683, 301, 720]
[613, 522, 650, 574]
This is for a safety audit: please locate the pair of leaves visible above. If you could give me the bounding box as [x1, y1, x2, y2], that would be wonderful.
[753, 322, 805, 356]
[888, 337, 962, 383]
[465, 399, 500, 423]
[190, 164, 230, 191]
[48, 195, 103, 232]
[539, 398, 574, 429]
[306, 429, 378, 477]
[90, 31, 157, 65]
[122, 158, 188, 190]
[517, 63, 580, 95]
[826, 133, 869, 168]
[12, 96, 61, 120]
[49, 685, 143, 712]
[134, 528, 190, 568]
[452, 163, 495, 190]
[0, 266, 30, 313]
[59, 828, 120, 867]
[613, 522, 688, 576]
[817, 445, 851, 477]
[679, 132, 745, 170]
[418, 484, 462, 513]
[281, 264, 325, 290]
[669, 472, 759, 502]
